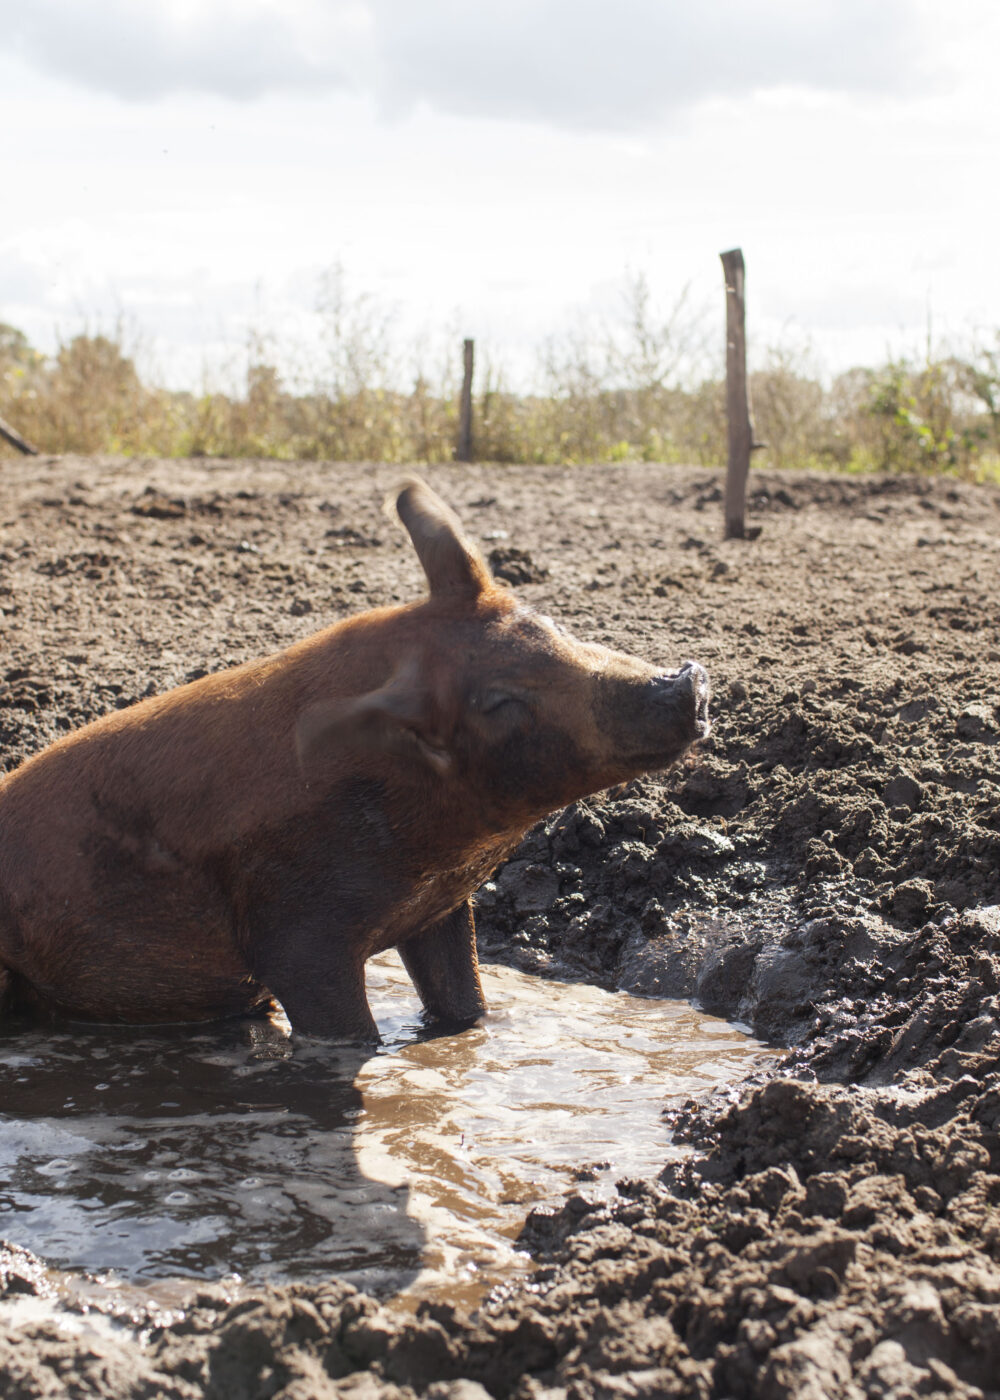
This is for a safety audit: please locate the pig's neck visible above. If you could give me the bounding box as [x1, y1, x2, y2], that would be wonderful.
[372, 826, 525, 953]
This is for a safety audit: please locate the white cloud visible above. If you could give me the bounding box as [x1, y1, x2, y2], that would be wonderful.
[0, 251, 49, 308]
[0, 0, 923, 127]
[0, 0, 368, 102]
[1, 2, 998, 388]
[371, 0, 922, 131]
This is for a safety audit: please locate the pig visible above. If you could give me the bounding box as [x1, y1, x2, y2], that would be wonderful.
[0, 480, 710, 1041]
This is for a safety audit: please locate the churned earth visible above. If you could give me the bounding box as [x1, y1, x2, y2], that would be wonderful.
[0, 454, 998, 1399]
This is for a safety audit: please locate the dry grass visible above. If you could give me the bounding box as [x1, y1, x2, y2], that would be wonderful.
[3, 280, 1000, 482]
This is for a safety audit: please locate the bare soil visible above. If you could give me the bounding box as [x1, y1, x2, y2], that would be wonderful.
[1, 455, 999, 1399]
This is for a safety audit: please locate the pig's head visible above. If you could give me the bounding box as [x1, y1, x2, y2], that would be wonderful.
[298, 479, 710, 834]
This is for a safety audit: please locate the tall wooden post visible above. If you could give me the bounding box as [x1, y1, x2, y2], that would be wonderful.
[456, 337, 474, 463]
[0, 413, 38, 456]
[720, 248, 755, 539]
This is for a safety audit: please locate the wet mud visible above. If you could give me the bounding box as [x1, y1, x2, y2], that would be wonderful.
[0, 956, 759, 1308]
[1, 456, 999, 1398]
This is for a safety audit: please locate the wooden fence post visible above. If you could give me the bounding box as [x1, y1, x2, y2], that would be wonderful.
[0, 413, 38, 456]
[456, 338, 474, 463]
[720, 248, 759, 539]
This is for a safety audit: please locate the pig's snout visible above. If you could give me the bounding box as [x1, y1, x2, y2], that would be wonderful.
[651, 661, 711, 741]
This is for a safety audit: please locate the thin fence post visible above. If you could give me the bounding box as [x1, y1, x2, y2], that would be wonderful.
[0, 413, 38, 456]
[720, 248, 759, 539]
[456, 338, 474, 463]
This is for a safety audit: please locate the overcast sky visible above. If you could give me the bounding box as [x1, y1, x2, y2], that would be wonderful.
[2, 0, 998, 389]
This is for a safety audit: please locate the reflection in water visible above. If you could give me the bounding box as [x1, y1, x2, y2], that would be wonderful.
[0, 955, 765, 1305]
[0, 1007, 421, 1297]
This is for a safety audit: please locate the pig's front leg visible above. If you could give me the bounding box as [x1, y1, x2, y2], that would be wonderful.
[399, 901, 487, 1025]
[252, 931, 380, 1042]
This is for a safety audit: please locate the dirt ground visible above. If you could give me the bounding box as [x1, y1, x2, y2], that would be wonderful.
[1, 455, 999, 1399]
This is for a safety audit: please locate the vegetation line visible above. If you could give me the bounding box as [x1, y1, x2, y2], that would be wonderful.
[2, 272, 999, 479]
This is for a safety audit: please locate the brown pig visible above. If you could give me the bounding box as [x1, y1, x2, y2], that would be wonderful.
[0, 480, 710, 1040]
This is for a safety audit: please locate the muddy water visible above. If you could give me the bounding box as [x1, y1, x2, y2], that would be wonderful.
[0, 956, 764, 1309]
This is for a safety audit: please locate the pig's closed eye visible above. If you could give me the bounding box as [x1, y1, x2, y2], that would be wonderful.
[479, 691, 527, 716]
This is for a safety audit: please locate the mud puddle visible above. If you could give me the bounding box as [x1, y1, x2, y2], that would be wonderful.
[0, 956, 764, 1315]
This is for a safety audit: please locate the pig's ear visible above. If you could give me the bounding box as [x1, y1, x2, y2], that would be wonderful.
[393, 478, 491, 601]
[296, 661, 451, 775]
